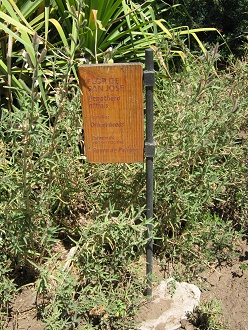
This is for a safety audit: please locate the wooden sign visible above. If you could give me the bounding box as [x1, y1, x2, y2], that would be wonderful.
[78, 63, 144, 163]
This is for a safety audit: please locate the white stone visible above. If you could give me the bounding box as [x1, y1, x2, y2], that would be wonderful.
[138, 278, 201, 330]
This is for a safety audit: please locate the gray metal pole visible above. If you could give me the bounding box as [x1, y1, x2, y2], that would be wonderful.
[144, 48, 155, 296]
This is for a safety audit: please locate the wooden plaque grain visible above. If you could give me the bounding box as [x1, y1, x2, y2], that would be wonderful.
[78, 63, 144, 163]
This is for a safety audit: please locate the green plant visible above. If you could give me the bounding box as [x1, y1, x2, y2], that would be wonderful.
[167, 278, 177, 297]
[0, 0, 222, 111]
[38, 206, 149, 329]
[0, 28, 86, 290]
[0, 5, 247, 328]
[189, 298, 229, 330]
[0, 256, 16, 328]
[153, 48, 248, 276]
[173, 0, 248, 57]
[239, 264, 248, 272]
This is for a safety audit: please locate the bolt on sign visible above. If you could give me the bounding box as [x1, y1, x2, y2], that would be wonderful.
[78, 63, 144, 163]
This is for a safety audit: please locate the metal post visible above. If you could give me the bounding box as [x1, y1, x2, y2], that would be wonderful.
[144, 49, 155, 296]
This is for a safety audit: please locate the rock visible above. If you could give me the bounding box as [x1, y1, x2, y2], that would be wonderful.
[137, 278, 201, 330]
[180, 319, 188, 328]
[184, 324, 195, 330]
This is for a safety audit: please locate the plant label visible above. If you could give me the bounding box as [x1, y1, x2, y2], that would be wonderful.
[78, 63, 144, 163]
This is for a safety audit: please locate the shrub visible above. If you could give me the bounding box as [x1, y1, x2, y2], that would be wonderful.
[0, 13, 247, 328]
[39, 208, 148, 329]
[153, 50, 248, 275]
[172, 0, 248, 57]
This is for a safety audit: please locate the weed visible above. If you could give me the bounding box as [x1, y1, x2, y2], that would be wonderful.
[36, 207, 148, 329]
[188, 298, 229, 330]
[0, 256, 16, 327]
[239, 263, 248, 272]
[154, 53, 248, 277]
[167, 278, 177, 297]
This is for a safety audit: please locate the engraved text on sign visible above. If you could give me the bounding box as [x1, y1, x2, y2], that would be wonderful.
[78, 63, 144, 163]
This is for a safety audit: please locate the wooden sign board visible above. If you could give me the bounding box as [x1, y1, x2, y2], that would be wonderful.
[78, 63, 144, 163]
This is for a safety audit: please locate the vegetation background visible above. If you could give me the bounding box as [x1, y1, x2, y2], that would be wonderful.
[0, 0, 247, 329]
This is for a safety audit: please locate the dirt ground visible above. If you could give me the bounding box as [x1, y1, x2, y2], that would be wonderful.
[4, 238, 248, 330]
[196, 238, 248, 330]
[137, 238, 248, 330]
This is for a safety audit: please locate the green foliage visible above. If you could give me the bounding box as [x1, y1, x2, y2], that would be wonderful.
[0, 255, 16, 328]
[189, 298, 229, 330]
[172, 0, 248, 57]
[38, 208, 147, 329]
[153, 49, 248, 276]
[0, 0, 221, 110]
[0, 38, 85, 269]
[0, 2, 248, 327]
[0, 41, 148, 326]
